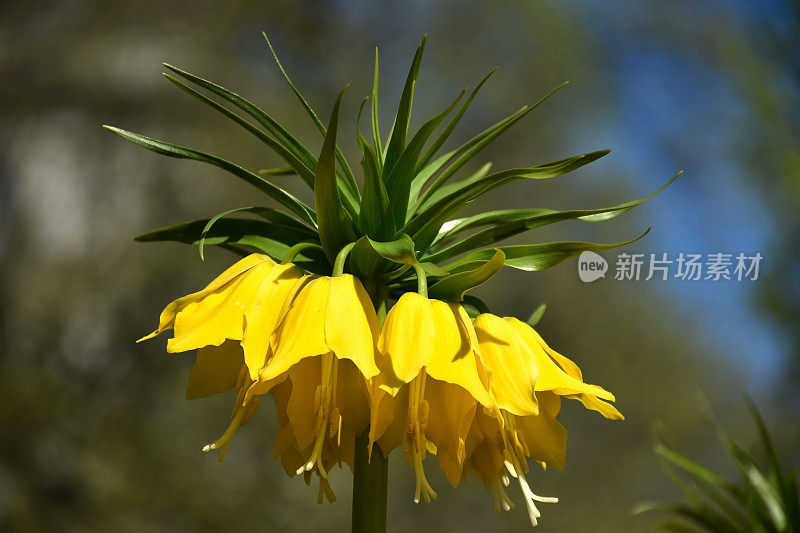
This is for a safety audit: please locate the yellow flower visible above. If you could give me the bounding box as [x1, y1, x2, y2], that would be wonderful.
[369, 293, 493, 502]
[139, 253, 312, 379]
[463, 313, 623, 525]
[138, 253, 314, 460]
[254, 274, 380, 490]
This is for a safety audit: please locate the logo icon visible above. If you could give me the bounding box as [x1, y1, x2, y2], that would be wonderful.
[578, 251, 608, 282]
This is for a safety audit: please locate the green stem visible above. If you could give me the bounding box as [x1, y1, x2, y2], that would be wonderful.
[352, 431, 388, 533]
[351, 281, 389, 533]
[281, 241, 324, 264]
[412, 262, 428, 297]
[333, 242, 356, 276]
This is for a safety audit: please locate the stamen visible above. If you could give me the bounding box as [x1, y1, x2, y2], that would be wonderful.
[499, 411, 558, 526]
[406, 373, 437, 503]
[298, 353, 337, 478]
[202, 399, 251, 462]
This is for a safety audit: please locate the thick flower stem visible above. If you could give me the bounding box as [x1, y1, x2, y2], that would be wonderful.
[352, 430, 388, 533]
[351, 280, 390, 533]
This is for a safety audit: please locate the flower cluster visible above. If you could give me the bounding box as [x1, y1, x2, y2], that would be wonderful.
[112, 35, 671, 527]
[140, 253, 621, 524]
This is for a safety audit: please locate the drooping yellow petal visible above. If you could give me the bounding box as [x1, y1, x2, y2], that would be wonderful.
[368, 385, 409, 456]
[167, 261, 274, 353]
[564, 393, 624, 420]
[426, 301, 493, 407]
[241, 263, 310, 380]
[465, 410, 506, 491]
[324, 275, 380, 379]
[185, 340, 244, 400]
[336, 360, 371, 435]
[139, 254, 272, 342]
[505, 317, 616, 401]
[286, 357, 324, 450]
[474, 314, 539, 416]
[260, 277, 330, 381]
[514, 392, 568, 470]
[377, 292, 436, 395]
[425, 378, 478, 487]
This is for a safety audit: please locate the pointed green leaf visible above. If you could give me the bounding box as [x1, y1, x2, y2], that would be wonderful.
[197, 206, 316, 260]
[385, 89, 465, 227]
[403, 149, 612, 253]
[262, 33, 360, 202]
[527, 304, 547, 326]
[315, 87, 356, 262]
[383, 35, 427, 174]
[134, 218, 328, 273]
[258, 165, 297, 176]
[371, 48, 383, 163]
[416, 81, 569, 207]
[415, 67, 498, 172]
[429, 249, 505, 301]
[162, 66, 317, 185]
[103, 126, 317, 226]
[426, 172, 680, 262]
[356, 98, 394, 239]
[444, 229, 650, 272]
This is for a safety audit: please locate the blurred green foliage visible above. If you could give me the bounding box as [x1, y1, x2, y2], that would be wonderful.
[638, 399, 800, 533]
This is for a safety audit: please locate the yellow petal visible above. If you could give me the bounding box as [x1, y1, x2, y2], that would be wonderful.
[377, 293, 436, 395]
[426, 301, 493, 407]
[139, 254, 272, 342]
[241, 264, 310, 380]
[473, 314, 539, 416]
[425, 378, 478, 487]
[505, 318, 616, 401]
[260, 278, 330, 381]
[325, 275, 380, 379]
[465, 411, 505, 489]
[336, 360, 371, 434]
[514, 392, 568, 470]
[185, 340, 244, 400]
[286, 357, 322, 450]
[565, 393, 625, 420]
[167, 261, 273, 353]
[368, 385, 408, 456]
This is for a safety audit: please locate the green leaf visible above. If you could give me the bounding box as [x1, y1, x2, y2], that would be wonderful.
[262, 33, 360, 204]
[444, 229, 651, 272]
[433, 208, 556, 247]
[428, 249, 505, 301]
[356, 98, 394, 239]
[134, 218, 328, 273]
[384, 89, 465, 227]
[162, 66, 317, 186]
[367, 234, 418, 264]
[527, 304, 547, 326]
[258, 165, 297, 176]
[103, 126, 317, 226]
[415, 67, 498, 172]
[315, 87, 357, 262]
[383, 35, 427, 175]
[403, 149, 612, 253]
[349, 234, 417, 279]
[425, 172, 680, 262]
[371, 48, 383, 164]
[197, 206, 316, 260]
[416, 81, 569, 207]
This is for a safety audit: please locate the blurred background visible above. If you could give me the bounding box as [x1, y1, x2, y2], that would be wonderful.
[1, 0, 798, 531]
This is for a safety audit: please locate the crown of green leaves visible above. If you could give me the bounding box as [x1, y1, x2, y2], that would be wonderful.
[106, 34, 677, 306]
